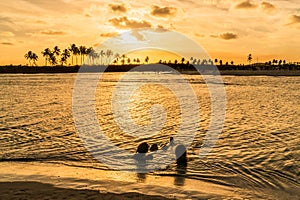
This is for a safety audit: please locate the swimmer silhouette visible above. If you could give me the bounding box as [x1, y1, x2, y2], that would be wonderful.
[137, 142, 149, 153]
[174, 161, 187, 186]
[162, 137, 175, 151]
[174, 144, 187, 186]
[150, 144, 158, 152]
[133, 142, 153, 161]
[175, 144, 187, 166]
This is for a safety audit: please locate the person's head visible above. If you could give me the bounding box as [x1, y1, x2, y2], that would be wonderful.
[175, 144, 187, 165]
[137, 142, 149, 153]
[150, 144, 158, 152]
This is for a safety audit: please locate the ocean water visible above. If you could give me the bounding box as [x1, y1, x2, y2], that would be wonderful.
[0, 73, 299, 199]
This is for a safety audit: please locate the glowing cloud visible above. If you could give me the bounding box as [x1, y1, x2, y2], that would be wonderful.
[109, 3, 127, 13]
[40, 30, 66, 35]
[1, 42, 14, 45]
[109, 17, 152, 29]
[260, 2, 276, 14]
[289, 15, 300, 25]
[100, 32, 119, 38]
[235, 1, 257, 9]
[211, 32, 238, 40]
[151, 5, 177, 17]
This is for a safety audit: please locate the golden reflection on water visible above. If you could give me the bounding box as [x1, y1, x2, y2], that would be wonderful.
[95, 72, 194, 150]
[129, 84, 180, 129]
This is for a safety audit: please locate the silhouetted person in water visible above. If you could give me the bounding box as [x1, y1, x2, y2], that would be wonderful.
[174, 144, 187, 186]
[150, 144, 158, 152]
[162, 137, 175, 151]
[134, 142, 151, 181]
[175, 160, 187, 186]
[134, 142, 153, 161]
[175, 144, 187, 166]
[136, 142, 149, 153]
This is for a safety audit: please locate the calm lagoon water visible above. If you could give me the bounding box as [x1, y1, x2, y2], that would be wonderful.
[0, 73, 299, 199]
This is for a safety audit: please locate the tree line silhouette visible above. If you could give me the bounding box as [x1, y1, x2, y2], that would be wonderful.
[21, 46, 300, 72]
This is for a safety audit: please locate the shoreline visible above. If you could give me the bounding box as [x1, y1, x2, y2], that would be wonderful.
[0, 161, 242, 199]
[1, 161, 296, 199]
[0, 69, 300, 76]
[0, 65, 300, 76]
[0, 181, 170, 200]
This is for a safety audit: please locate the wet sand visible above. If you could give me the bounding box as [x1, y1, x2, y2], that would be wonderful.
[0, 162, 240, 199]
[0, 181, 171, 200]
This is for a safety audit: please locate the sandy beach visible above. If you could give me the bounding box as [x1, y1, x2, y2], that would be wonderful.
[0, 181, 171, 200]
[0, 162, 243, 200]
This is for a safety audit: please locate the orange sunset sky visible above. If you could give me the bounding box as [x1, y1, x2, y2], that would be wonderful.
[0, 0, 299, 65]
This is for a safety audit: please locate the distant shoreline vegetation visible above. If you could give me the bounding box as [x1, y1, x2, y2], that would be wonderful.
[4, 45, 299, 75]
[1, 63, 300, 76]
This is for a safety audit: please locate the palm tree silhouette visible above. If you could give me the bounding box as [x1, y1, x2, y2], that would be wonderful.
[192, 58, 196, 65]
[69, 44, 77, 65]
[24, 51, 33, 66]
[86, 47, 93, 65]
[73, 46, 80, 65]
[99, 50, 105, 65]
[181, 57, 185, 64]
[61, 49, 70, 66]
[41, 48, 51, 66]
[49, 53, 57, 66]
[202, 59, 207, 65]
[89, 48, 98, 65]
[190, 57, 193, 63]
[24, 51, 38, 66]
[113, 53, 120, 65]
[53, 46, 60, 56]
[79, 46, 87, 65]
[145, 56, 149, 64]
[31, 53, 38, 66]
[45, 46, 60, 66]
[247, 54, 252, 65]
[106, 49, 114, 65]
